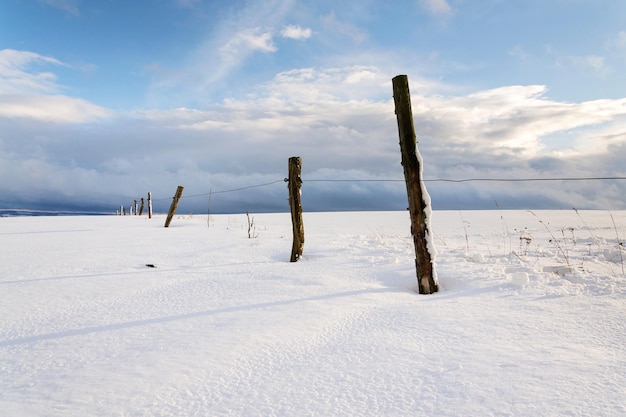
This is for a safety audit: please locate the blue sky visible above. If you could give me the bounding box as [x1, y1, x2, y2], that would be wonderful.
[1, 0, 626, 213]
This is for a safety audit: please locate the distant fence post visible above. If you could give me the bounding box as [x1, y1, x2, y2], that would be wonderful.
[139, 197, 145, 216]
[148, 192, 153, 219]
[288, 157, 304, 262]
[392, 74, 438, 294]
[134, 200, 138, 215]
[164, 186, 184, 228]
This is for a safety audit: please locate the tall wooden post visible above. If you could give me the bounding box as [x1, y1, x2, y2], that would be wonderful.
[148, 192, 152, 219]
[164, 186, 184, 228]
[392, 74, 438, 294]
[139, 198, 145, 216]
[288, 157, 304, 262]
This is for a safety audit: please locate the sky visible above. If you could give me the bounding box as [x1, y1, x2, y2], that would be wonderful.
[1, 0, 626, 214]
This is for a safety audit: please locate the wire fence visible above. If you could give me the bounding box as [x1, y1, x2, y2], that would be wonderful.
[151, 175, 626, 202]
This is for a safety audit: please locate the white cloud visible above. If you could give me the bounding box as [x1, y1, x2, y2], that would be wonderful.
[143, 68, 626, 172]
[145, 25, 281, 107]
[0, 94, 111, 123]
[0, 49, 65, 94]
[0, 49, 111, 123]
[145, 0, 300, 106]
[141, 69, 626, 161]
[280, 25, 312, 40]
[412, 84, 626, 157]
[264, 66, 390, 103]
[420, 0, 453, 17]
[221, 28, 277, 56]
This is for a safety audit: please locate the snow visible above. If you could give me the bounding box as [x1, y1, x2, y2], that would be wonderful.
[1, 210, 624, 417]
[417, 148, 438, 286]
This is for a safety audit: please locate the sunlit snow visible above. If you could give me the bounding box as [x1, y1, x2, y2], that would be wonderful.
[1, 210, 624, 416]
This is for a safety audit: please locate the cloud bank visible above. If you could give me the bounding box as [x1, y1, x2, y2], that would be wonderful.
[1, 48, 626, 213]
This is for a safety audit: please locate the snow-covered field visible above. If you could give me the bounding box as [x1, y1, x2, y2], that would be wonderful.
[1, 210, 624, 417]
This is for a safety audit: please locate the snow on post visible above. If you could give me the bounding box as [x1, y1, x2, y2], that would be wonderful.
[392, 74, 439, 294]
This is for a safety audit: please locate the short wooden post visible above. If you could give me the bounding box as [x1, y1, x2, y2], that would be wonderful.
[288, 157, 304, 262]
[139, 198, 145, 216]
[148, 192, 153, 219]
[134, 200, 138, 215]
[392, 74, 438, 294]
[164, 186, 184, 228]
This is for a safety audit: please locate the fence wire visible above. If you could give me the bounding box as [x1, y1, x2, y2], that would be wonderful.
[150, 176, 626, 202]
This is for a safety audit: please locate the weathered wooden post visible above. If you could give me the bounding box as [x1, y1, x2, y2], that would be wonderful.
[392, 74, 439, 294]
[288, 157, 304, 262]
[164, 185, 184, 228]
[134, 200, 138, 215]
[148, 192, 153, 219]
[139, 198, 145, 216]
[207, 188, 212, 228]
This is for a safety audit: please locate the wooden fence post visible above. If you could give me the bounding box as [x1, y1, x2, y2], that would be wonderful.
[164, 186, 184, 228]
[148, 192, 152, 219]
[139, 198, 145, 216]
[207, 188, 212, 228]
[288, 157, 304, 262]
[392, 74, 438, 294]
